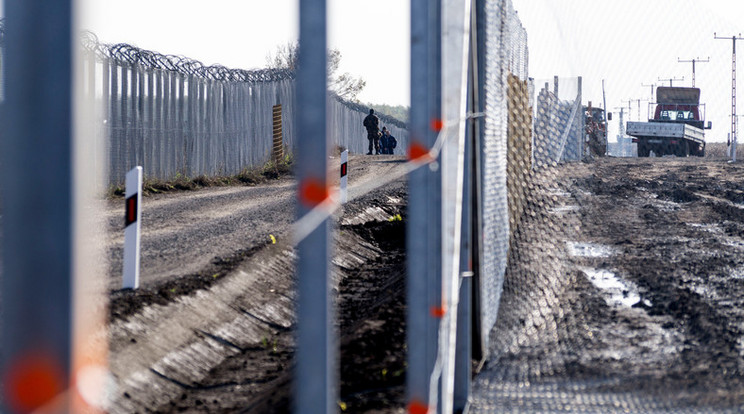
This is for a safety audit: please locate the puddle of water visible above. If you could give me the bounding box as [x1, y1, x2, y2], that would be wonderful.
[731, 267, 744, 280]
[724, 239, 744, 250]
[549, 205, 579, 214]
[686, 223, 722, 234]
[582, 268, 649, 308]
[652, 199, 680, 212]
[567, 242, 616, 258]
[548, 189, 571, 198]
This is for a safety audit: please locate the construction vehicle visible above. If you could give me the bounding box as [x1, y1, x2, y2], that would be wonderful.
[584, 102, 608, 157]
[626, 86, 711, 157]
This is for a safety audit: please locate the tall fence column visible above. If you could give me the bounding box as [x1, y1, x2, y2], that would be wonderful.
[1, 1, 73, 412]
[295, 0, 334, 413]
[408, 0, 443, 411]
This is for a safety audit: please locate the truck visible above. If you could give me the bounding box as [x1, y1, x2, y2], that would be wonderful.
[626, 86, 711, 157]
[584, 102, 608, 157]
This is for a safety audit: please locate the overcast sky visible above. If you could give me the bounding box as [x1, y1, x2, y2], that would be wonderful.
[75, 1, 744, 142]
[512, 0, 744, 142]
[80, 0, 410, 107]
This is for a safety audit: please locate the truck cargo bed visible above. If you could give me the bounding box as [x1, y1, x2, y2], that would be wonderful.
[626, 121, 705, 144]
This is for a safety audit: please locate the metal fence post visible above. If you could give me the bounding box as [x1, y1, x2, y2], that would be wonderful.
[294, 0, 334, 413]
[441, 0, 472, 411]
[1, 1, 73, 412]
[408, 0, 442, 411]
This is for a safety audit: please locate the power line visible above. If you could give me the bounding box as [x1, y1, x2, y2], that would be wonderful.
[714, 32, 743, 162]
[677, 57, 710, 87]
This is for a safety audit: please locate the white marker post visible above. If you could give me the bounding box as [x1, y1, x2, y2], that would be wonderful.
[340, 150, 348, 204]
[123, 166, 143, 289]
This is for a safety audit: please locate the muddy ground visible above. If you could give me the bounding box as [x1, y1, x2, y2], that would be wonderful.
[108, 148, 744, 413]
[106, 165, 409, 413]
[473, 153, 744, 412]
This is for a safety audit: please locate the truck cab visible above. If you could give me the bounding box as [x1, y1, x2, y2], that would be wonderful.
[626, 86, 708, 157]
[650, 87, 707, 130]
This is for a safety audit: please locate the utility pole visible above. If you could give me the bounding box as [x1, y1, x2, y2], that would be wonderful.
[614, 106, 628, 156]
[642, 82, 656, 101]
[613, 106, 626, 137]
[658, 76, 684, 87]
[635, 98, 650, 122]
[715, 33, 743, 162]
[621, 99, 634, 122]
[677, 57, 710, 87]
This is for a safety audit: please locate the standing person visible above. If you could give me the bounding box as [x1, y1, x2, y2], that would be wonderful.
[380, 127, 397, 154]
[386, 129, 397, 155]
[379, 127, 391, 154]
[363, 109, 381, 155]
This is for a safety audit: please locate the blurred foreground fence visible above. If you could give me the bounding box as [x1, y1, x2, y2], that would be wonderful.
[79, 33, 408, 186]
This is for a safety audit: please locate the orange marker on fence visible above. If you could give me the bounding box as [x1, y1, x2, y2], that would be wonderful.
[408, 399, 430, 414]
[409, 141, 434, 163]
[430, 117, 444, 132]
[4, 350, 65, 413]
[299, 178, 330, 207]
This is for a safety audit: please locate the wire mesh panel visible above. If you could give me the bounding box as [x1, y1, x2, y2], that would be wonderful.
[470, 1, 744, 412]
[475, 0, 529, 357]
[533, 77, 584, 167]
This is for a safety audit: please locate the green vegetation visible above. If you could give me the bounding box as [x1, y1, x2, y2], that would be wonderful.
[107, 153, 294, 198]
[367, 103, 409, 123]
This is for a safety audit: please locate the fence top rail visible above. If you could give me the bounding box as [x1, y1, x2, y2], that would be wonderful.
[79, 30, 294, 83]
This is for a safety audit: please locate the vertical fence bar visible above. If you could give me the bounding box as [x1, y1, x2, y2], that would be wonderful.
[295, 0, 333, 413]
[440, 0, 472, 410]
[1, 1, 73, 412]
[408, 0, 442, 411]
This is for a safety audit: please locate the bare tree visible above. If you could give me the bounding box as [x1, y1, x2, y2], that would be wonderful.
[266, 42, 366, 101]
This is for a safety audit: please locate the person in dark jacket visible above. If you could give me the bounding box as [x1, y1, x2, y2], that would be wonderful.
[362, 109, 381, 155]
[380, 127, 398, 154]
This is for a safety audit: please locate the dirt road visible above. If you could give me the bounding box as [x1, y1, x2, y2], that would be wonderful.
[473, 156, 744, 412]
[106, 153, 744, 413]
[104, 154, 410, 413]
[103, 154, 407, 291]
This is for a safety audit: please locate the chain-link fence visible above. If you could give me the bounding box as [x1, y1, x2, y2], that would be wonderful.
[79, 32, 408, 186]
[533, 77, 584, 166]
[475, 0, 529, 358]
[468, 1, 744, 412]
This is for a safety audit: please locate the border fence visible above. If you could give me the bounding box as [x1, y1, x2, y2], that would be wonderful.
[0, 1, 648, 414]
[78, 33, 408, 186]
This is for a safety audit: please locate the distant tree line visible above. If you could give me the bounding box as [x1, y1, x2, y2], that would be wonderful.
[366, 103, 409, 124]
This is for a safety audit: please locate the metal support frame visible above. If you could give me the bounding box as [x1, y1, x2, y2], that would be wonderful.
[295, 0, 334, 412]
[1, 1, 73, 412]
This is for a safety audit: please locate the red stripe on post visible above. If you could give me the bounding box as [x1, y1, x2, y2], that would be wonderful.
[125, 194, 138, 227]
[340, 162, 348, 178]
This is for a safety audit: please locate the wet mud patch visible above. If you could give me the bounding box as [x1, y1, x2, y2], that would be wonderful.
[476, 158, 744, 411]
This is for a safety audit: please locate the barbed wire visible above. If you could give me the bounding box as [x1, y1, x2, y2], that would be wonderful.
[80, 30, 294, 83]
